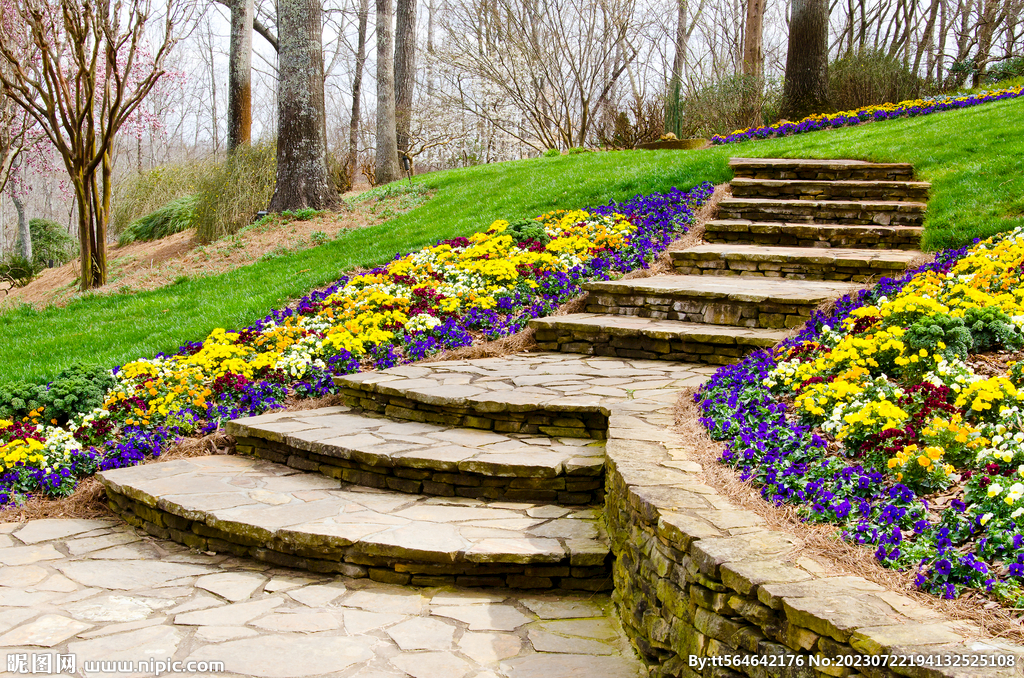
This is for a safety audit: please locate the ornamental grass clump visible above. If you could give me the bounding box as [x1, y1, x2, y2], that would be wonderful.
[697, 227, 1024, 609]
[0, 183, 713, 508]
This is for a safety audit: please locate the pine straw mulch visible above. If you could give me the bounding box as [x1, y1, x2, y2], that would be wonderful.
[673, 387, 1024, 646]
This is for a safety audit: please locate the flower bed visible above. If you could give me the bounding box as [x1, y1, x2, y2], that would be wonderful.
[0, 183, 714, 507]
[711, 86, 1024, 145]
[696, 228, 1024, 608]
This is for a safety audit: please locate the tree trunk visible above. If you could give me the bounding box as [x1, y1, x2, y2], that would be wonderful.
[228, 0, 253, 152]
[665, 0, 689, 137]
[395, 0, 417, 156]
[375, 0, 401, 184]
[347, 0, 370, 180]
[269, 0, 332, 211]
[915, 0, 941, 76]
[742, 0, 766, 126]
[781, 0, 830, 120]
[12, 192, 30, 262]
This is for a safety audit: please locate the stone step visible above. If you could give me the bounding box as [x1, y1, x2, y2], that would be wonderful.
[583, 274, 861, 329]
[703, 219, 923, 250]
[730, 178, 930, 202]
[670, 244, 922, 282]
[729, 157, 916, 181]
[334, 353, 710, 438]
[530, 314, 788, 365]
[98, 455, 611, 590]
[226, 406, 606, 504]
[717, 197, 926, 227]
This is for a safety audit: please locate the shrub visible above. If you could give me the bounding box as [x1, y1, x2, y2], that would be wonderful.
[672, 74, 781, 138]
[543, 148, 560, 157]
[111, 160, 214, 235]
[0, 363, 116, 424]
[985, 57, 1024, 86]
[829, 49, 922, 112]
[0, 253, 39, 287]
[194, 142, 277, 243]
[19, 218, 77, 268]
[117, 195, 199, 246]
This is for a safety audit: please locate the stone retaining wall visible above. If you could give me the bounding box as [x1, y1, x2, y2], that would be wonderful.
[602, 410, 1024, 678]
[234, 434, 604, 504]
[103, 486, 612, 591]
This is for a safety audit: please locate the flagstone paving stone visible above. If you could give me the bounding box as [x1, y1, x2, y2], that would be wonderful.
[0, 518, 643, 677]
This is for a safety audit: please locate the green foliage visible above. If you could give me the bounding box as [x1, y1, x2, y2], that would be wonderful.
[829, 49, 922, 112]
[0, 364, 115, 424]
[985, 57, 1024, 85]
[504, 219, 550, 245]
[23, 219, 78, 267]
[194, 142, 277, 243]
[112, 160, 214, 235]
[543, 148, 561, 157]
[904, 315, 972, 360]
[963, 307, 1023, 353]
[309, 231, 329, 246]
[280, 207, 319, 221]
[118, 195, 199, 245]
[0, 253, 39, 287]
[568, 147, 588, 155]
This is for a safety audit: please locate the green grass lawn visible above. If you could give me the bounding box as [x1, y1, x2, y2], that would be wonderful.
[1, 95, 1021, 387]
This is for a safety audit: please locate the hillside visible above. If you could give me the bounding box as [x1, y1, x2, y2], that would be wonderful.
[1, 94, 1022, 387]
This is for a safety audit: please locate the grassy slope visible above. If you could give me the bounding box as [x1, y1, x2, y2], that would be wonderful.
[2, 95, 1021, 386]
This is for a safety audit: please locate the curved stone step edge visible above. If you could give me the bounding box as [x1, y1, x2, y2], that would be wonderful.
[670, 246, 922, 268]
[529, 315, 787, 347]
[97, 461, 612, 580]
[602, 403, 1024, 673]
[583, 274, 863, 304]
[703, 219, 923, 250]
[224, 410, 605, 480]
[719, 197, 928, 212]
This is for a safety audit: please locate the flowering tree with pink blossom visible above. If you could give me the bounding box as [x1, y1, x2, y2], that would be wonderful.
[0, 0, 195, 291]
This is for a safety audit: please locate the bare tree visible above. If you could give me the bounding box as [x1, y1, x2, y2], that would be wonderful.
[228, 0, 254, 150]
[436, 0, 642, 151]
[269, 0, 333, 210]
[781, 0, 830, 120]
[0, 0, 192, 291]
[376, 0, 401, 183]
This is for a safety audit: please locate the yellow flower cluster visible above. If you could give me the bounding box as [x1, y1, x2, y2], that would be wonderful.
[0, 438, 47, 473]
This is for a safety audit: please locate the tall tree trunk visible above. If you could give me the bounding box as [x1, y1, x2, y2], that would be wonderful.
[666, 0, 689, 137]
[742, 0, 767, 126]
[915, 0, 941, 76]
[228, 0, 253, 152]
[347, 0, 370, 180]
[395, 0, 417, 157]
[206, 22, 220, 156]
[781, 0, 830, 120]
[12, 192, 30, 262]
[375, 0, 401, 184]
[269, 0, 332, 211]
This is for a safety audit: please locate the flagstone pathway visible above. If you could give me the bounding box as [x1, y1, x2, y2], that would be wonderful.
[0, 518, 642, 678]
[3, 158, 932, 676]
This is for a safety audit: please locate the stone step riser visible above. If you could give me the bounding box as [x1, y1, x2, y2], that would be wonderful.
[729, 159, 915, 182]
[340, 390, 607, 439]
[234, 436, 604, 505]
[584, 292, 816, 330]
[533, 328, 758, 366]
[671, 258, 914, 283]
[104, 489, 611, 591]
[730, 182, 928, 202]
[717, 202, 924, 227]
[704, 222, 922, 250]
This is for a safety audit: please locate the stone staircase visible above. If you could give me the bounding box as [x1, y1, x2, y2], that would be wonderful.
[531, 157, 926, 364]
[97, 157, 926, 594]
